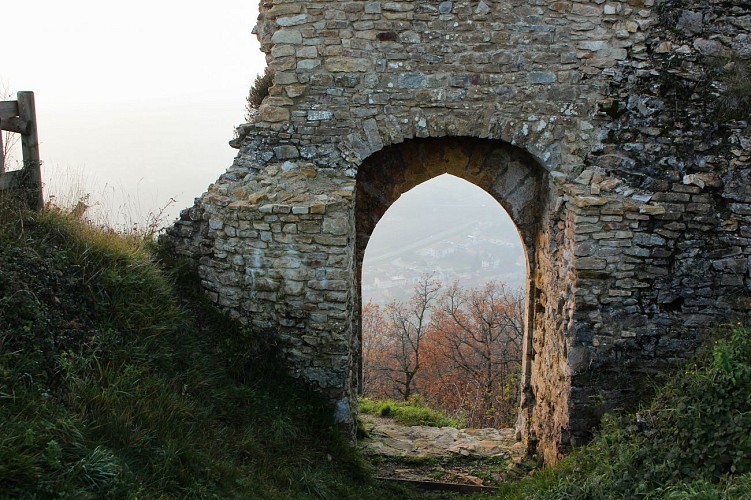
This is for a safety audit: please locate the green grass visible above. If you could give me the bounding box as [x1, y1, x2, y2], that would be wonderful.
[0, 204, 414, 498]
[359, 397, 464, 428]
[496, 325, 751, 499]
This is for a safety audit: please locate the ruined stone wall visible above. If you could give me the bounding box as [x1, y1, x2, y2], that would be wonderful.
[565, 0, 751, 447]
[164, 0, 750, 463]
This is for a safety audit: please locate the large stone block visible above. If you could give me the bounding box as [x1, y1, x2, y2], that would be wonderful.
[325, 57, 372, 72]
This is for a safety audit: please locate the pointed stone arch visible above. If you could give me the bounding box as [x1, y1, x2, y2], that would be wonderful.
[355, 138, 547, 263]
[353, 136, 568, 458]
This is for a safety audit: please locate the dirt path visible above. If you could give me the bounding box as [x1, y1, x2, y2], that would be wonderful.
[358, 415, 526, 489]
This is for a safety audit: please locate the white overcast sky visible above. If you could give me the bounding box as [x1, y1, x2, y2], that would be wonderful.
[2, 0, 265, 227]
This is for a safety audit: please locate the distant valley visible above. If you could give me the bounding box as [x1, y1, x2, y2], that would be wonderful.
[362, 174, 527, 305]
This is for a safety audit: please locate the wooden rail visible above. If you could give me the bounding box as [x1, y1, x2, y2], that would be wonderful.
[0, 91, 43, 210]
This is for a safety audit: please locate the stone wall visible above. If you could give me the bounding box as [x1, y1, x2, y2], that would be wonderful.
[164, 0, 750, 463]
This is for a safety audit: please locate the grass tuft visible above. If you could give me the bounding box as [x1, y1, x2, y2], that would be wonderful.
[359, 396, 464, 428]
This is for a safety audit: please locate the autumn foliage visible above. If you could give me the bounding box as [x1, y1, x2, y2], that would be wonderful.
[361, 276, 524, 428]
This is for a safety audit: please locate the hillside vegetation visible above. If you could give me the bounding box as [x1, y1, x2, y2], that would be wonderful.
[0, 203, 409, 498]
[1, 202, 750, 499]
[501, 325, 751, 499]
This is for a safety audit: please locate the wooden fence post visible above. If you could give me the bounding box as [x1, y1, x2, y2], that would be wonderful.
[0, 91, 42, 209]
[17, 92, 43, 210]
[0, 129, 4, 174]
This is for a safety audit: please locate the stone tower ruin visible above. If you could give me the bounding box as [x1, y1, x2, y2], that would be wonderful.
[165, 0, 751, 463]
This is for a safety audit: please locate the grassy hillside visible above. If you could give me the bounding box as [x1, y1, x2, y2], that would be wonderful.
[0, 203, 410, 498]
[2, 201, 749, 499]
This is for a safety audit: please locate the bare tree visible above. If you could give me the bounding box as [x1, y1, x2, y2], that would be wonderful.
[380, 274, 442, 400]
[432, 281, 524, 426]
[361, 301, 391, 397]
[361, 278, 525, 427]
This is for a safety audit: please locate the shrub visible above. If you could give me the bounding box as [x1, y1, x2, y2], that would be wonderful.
[715, 60, 751, 121]
[244, 67, 274, 121]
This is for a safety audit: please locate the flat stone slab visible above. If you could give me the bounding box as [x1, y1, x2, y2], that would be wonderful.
[359, 416, 519, 459]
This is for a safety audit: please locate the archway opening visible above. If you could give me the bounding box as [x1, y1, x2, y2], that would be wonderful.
[354, 137, 550, 437]
[360, 173, 527, 428]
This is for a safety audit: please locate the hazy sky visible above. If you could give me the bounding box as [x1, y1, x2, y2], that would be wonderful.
[3, 0, 265, 227]
[2, 2, 525, 292]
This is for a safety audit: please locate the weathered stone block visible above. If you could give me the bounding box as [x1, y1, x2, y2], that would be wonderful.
[576, 257, 607, 270]
[273, 145, 300, 159]
[573, 195, 608, 208]
[307, 110, 333, 121]
[298, 59, 322, 71]
[271, 29, 303, 44]
[571, 3, 601, 16]
[259, 106, 291, 123]
[314, 235, 348, 246]
[676, 10, 703, 35]
[277, 14, 308, 27]
[308, 279, 348, 291]
[298, 221, 322, 233]
[397, 72, 427, 88]
[325, 57, 372, 72]
[633, 233, 666, 247]
[528, 72, 557, 84]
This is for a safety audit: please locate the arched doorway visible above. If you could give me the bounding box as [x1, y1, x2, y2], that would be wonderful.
[354, 137, 553, 452]
[360, 172, 527, 426]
